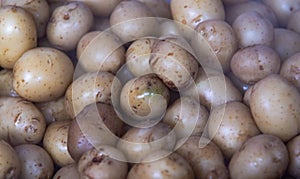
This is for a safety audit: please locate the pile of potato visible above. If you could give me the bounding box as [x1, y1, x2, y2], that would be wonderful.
[1, 0, 300, 178]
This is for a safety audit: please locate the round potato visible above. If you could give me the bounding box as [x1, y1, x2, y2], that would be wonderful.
[14, 144, 54, 179]
[0, 5, 37, 69]
[229, 134, 289, 179]
[171, 0, 225, 29]
[138, 0, 172, 18]
[2, 0, 50, 37]
[127, 150, 195, 179]
[77, 31, 125, 74]
[208, 101, 260, 159]
[280, 52, 300, 91]
[250, 74, 300, 142]
[0, 140, 20, 178]
[64, 71, 121, 118]
[287, 135, 300, 178]
[231, 45, 281, 84]
[163, 97, 209, 139]
[43, 120, 75, 167]
[13, 47, 74, 102]
[117, 122, 176, 163]
[232, 11, 274, 48]
[176, 136, 229, 179]
[53, 164, 80, 179]
[78, 145, 128, 179]
[46, 1, 93, 51]
[0, 97, 46, 146]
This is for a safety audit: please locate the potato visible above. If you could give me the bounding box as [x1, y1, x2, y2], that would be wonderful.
[65, 71, 121, 118]
[110, 0, 157, 42]
[127, 150, 195, 179]
[194, 19, 238, 73]
[163, 97, 208, 139]
[138, 0, 172, 18]
[229, 134, 289, 179]
[250, 74, 300, 142]
[2, 0, 50, 37]
[68, 103, 124, 161]
[231, 45, 281, 84]
[280, 52, 300, 91]
[243, 85, 253, 106]
[0, 140, 20, 178]
[117, 122, 176, 163]
[46, 1, 93, 51]
[77, 31, 125, 74]
[13, 47, 74, 102]
[53, 164, 80, 179]
[262, 0, 300, 27]
[183, 68, 242, 109]
[0, 97, 46, 146]
[171, 0, 225, 29]
[0, 69, 18, 97]
[66, 0, 122, 17]
[207, 101, 260, 159]
[232, 11, 274, 48]
[14, 144, 54, 179]
[149, 37, 199, 91]
[126, 38, 154, 77]
[119, 73, 170, 123]
[176, 136, 229, 179]
[43, 120, 75, 167]
[0, 5, 37, 69]
[35, 97, 71, 125]
[77, 145, 128, 179]
[287, 9, 300, 34]
[225, 1, 278, 26]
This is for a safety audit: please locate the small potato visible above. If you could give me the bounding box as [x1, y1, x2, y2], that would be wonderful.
[43, 120, 75, 167]
[126, 38, 155, 77]
[14, 144, 54, 179]
[110, 0, 158, 42]
[35, 97, 71, 125]
[231, 45, 281, 84]
[262, 0, 300, 27]
[250, 74, 300, 142]
[138, 0, 172, 18]
[47, 1, 93, 51]
[68, 103, 124, 161]
[287, 135, 300, 177]
[117, 122, 176, 163]
[66, 0, 122, 17]
[287, 9, 300, 34]
[274, 28, 300, 60]
[0, 97, 46, 146]
[53, 164, 80, 179]
[0, 5, 37, 69]
[176, 136, 229, 179]
[163, 97, 209, 139]
[13, 47, 74, 102]
[0, 69, 18, 97]
[229, 134, 289, 179]
[127, 150, 195, 179]
[194, 19, 238, 73]
[77, 31, 125, 74]
[225, 1, 278, 26]
[171, 0, 225, 29]
[243, 85, 253, 106]
[183, 68, 242, 109]
[207, 101, 260, 159]
[149, 37, 199, 91]
[0, 140, 20, 178]
[280, 52, 300, 91]
[2, 0, 50, 37]
[232, 11, 274, 48]
[78, 145, 128, 179]
[65, 71, 121, 118]
[119, 73, 170, 123]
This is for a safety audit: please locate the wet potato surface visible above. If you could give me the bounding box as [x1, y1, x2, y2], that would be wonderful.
[1, 0, 300, 178]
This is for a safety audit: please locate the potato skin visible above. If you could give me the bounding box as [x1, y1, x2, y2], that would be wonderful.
[280, 52, 300, 91]
[287, 135, 300, 178]
[53, 163, 80, 179]
[250, 74, 300, 142]
[0, 97, 46, 146]
[0, 140, 20, 178]
[229, 134, 289, 179]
